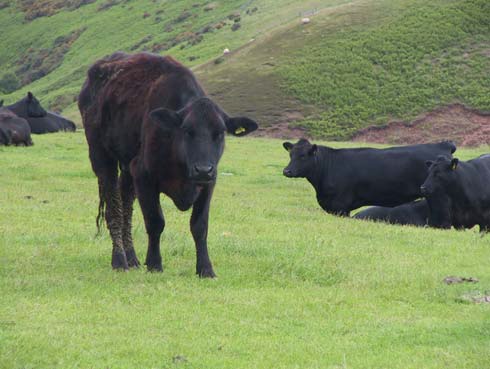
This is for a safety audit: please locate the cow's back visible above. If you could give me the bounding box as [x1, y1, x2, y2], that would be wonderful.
[79, 52, 202, 163]
[322, 141, 455, 209]
[79, 52, 193, 127]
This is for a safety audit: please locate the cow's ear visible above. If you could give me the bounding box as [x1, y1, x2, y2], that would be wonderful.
[451, 158, 459, 170]
[149, 108, 182, 132]
[225, 116, 258, 136]
[27, 92, 33, 100]
[283, 142, 293, 152]
[425, 160, 433, 168]
[308, 144, 318, 155]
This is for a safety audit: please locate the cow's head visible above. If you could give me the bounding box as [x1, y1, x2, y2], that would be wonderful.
[282, 139, 318, 178]
[23, 92, 47, 117]
[420, 155, 459, 197]
[149, 97, 257, 183]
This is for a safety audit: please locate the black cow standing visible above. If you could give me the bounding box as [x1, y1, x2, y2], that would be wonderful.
[421, 155, 490, 232]
[283, 139, 456, 215]
[354, 200, 429, 227]
[5, 92, 76, 133]
[78, 52, 258, 276]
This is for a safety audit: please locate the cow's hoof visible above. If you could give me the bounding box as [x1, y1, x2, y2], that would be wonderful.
[197, 267, 216, 278]
[112, 249, 129, 271]
[125, 249, 141, 268]
[146, 261, 163, 272]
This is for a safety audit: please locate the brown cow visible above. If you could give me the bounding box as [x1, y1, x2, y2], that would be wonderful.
[78, 52, 257, 276]
[0, 108, 33, 146]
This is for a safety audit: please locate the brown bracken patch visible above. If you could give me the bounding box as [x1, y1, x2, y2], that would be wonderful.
[353, 104, 490, 147]
[18, 0, 96, 21]
[251, 110, 309, 139]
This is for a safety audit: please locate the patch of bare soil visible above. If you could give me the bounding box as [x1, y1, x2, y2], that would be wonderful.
[251, 110, 309, 139]
[353, 104, 490, 147]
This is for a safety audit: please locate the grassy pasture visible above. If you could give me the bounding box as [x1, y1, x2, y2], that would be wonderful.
[0, 133, 489, 368]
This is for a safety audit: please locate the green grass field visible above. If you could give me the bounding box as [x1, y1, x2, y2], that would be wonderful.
[1, 133, 489, 368]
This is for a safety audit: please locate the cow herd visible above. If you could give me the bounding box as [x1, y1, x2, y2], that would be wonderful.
[283, 139, 490, 234]
[0, 92, 76, 146]
[3, 51, 489, 277]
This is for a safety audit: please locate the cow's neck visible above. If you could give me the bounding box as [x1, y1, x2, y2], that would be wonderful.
[6, 101, 24, 116]
[447, 166, 474, 208]
[306, 146, 332, 195]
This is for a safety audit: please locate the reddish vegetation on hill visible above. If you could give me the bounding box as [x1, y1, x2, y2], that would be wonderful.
[353, 104, 490, 147]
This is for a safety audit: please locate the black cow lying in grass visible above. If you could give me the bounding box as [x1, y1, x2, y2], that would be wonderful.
[283, 139, 456, 216]
[421, 155, 490, 232]
[79, 52, 257, 276]
[0, 108, 33, 146]
[354, 200, 429, 226]
[5, 92, 76, 134]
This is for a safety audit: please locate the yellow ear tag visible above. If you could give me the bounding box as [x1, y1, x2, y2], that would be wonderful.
[451, 163, 457, 170]
[235, 126, 246, 135]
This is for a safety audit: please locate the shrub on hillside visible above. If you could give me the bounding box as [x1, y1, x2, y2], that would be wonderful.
[0, 72, 20, 94]
[15, 28, 86, 87]
[19, 0, 96, 21]
[98, 0, 120, 11]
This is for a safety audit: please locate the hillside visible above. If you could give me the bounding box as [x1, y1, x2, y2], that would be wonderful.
[0, 0, 338, 114]
[0, 0, 489, 141]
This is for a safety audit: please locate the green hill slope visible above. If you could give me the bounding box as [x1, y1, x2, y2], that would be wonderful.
[0, 0, 488, 139]
[0, 0, 340, 115]
[199, 0, 490, 139]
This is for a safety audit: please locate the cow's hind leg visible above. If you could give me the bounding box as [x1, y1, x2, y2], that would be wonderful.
[119, 168, 140, 268]
[93, 155, 128, 270]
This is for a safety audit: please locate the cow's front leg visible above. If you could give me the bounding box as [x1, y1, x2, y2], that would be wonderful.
[190, 185, 216, 278]
[318, 196, 350, 217]
[134, 174, 165, 272]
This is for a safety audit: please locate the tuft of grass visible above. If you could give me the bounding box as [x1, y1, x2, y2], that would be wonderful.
[1, 133, 489, 368]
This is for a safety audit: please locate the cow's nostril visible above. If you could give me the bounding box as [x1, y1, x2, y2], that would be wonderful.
[195, 165, 214, 176]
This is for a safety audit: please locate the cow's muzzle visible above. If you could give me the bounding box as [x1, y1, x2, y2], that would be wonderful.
[190, 164, 216, 183]
[283, 168, 293, 177]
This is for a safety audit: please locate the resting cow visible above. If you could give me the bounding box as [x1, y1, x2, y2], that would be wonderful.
[78, 52, 258, 276]
[421, 155, 490, 232]
[5, 92, 76, 133]
[0, 108, 33, 146]
[282, 139, 456, 216]
[354, 200, 429, 226]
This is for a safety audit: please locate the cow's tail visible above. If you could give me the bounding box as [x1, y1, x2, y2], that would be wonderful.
[95, 183, 106, 237]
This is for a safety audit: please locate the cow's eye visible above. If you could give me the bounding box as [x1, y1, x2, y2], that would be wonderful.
[185, 130, 195, 139]
[213, 131, 224, 140]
